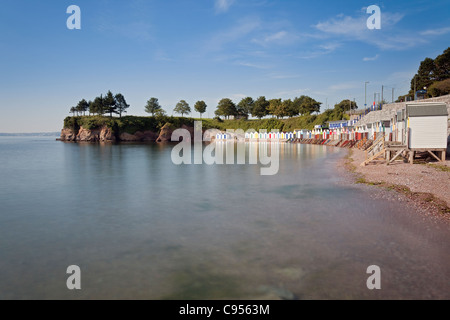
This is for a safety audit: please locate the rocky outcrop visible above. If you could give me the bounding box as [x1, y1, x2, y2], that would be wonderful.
[61, 128, 77, 141]
[156, 123, 176, 142]
[75, 126, 116, 142]
[156, 124, 196, 142]
[60, 126, 116, 142]
[100, 127, 116, 142]
[60, 122, 193, 143]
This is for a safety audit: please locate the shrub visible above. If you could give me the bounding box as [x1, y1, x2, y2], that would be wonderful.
[428, 79, 450, 97]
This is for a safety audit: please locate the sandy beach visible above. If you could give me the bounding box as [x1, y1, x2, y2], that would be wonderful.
[341, 148, 450, 223]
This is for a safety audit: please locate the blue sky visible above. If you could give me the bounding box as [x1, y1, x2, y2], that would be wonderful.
[0, 0, 449, 132]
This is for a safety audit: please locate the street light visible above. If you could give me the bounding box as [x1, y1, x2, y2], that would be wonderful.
[365, 81, 369, 108]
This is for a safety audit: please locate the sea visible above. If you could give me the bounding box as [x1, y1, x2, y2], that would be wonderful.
[0, 136, 449, 299]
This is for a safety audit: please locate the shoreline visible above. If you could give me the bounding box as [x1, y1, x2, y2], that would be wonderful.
[339, 148, 450, 223]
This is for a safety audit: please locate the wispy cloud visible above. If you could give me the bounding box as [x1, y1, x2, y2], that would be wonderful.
[315, 12, 404, 36]
[252, 30, 299, 46]
[363, 54, 379, 61]
[329, 82, 360, 91]
[420, 27, 450, 36]
[315, 14, 367, 36]
[206, 17, 261, 51]
[313, 11, 421, 50]
[215, 0, 235, 13]
[298, 42, 340, 59]
[236, 61, 270, 69]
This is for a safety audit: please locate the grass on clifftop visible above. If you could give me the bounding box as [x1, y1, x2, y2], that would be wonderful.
[64, 109, 348, 134]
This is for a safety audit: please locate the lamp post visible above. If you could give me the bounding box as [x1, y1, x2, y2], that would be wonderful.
[365, 81, 369, 108]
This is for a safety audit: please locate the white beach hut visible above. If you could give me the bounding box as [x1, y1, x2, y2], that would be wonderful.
[406, 103, 448, 150]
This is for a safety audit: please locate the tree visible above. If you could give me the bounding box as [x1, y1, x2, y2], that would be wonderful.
[292, 96, 305, 115]
[90, 95, 105, 115]
[194, 101, 207, 118]
[252, 96, 269, 119]
[434, 47, 450, 81]
[237, 97, 254, 118]
[145, 97, 162, 116]
[115, 93, 129, 118]
[215, 98, 237, 119]
[154, 108, 167, 117]
[283, 99, 297, 118]
[103, 91, 117, 117]
[268, 99, 284, 118]
[334, 99, 357, 113]
[174, 100, 191, 117]
[410, 57, 436, 93]
[296, 96, 322, 115]
[70, 106, 77, 116]
[87, 100, 93, 115]
[76, 99, 89, 116]
[428, 78, 450, 97]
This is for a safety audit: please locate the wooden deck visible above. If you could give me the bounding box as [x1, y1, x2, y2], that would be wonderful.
[363, 139, 447, 166]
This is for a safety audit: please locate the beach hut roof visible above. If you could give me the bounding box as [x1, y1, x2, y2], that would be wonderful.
[406, 103, 448, 117]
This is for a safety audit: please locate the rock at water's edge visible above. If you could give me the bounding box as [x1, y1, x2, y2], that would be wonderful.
[156, 123, 175, 142]
[60, 128, 76, 141]
[75, 126, 116, 142]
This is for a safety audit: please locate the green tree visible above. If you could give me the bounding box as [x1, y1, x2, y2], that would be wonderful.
[292, 96, 305, 115]
[334, 99, 357, 113]
[87, 100, 93, 115]
[237, 97, 254, 118]
[434, 47, 450, 81]
[115, 93, 130, 118]
[252, 96, 269, 119]
[283, 99, 297, 118]
[145, 97, 162, 116]
[297, 96, 322, 115]
[428, 78, 450, 97]
[90, 95, 105, 115]
[174, 100, 191, 117]
[194, 101, 207, 118]
[154, 108, 167, 117]
[215, 98, 237, 119]
[104, 91, 117, 117]
[268, 99, 283, 118]
[70, 106, 77, 116]
[410, 58, 436, 93]
[76, 99, 89, 116]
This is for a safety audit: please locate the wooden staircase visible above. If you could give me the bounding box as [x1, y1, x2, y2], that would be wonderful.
[361, 134, 386, 166]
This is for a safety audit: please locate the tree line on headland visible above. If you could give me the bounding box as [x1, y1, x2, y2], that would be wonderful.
[70, 93, 328, 120]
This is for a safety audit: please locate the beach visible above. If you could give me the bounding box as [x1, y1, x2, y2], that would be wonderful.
[341, 148, 450, 223]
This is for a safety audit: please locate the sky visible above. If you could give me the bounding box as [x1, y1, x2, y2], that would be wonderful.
[0, 0, 449, 132]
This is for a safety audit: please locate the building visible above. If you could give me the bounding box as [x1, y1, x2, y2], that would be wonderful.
[406, 103, 448, 150]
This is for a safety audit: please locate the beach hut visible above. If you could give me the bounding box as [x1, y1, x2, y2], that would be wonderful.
[406, 103, 448, 151]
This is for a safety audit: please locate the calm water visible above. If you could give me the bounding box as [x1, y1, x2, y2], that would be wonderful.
[0, 136, 449, 300]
